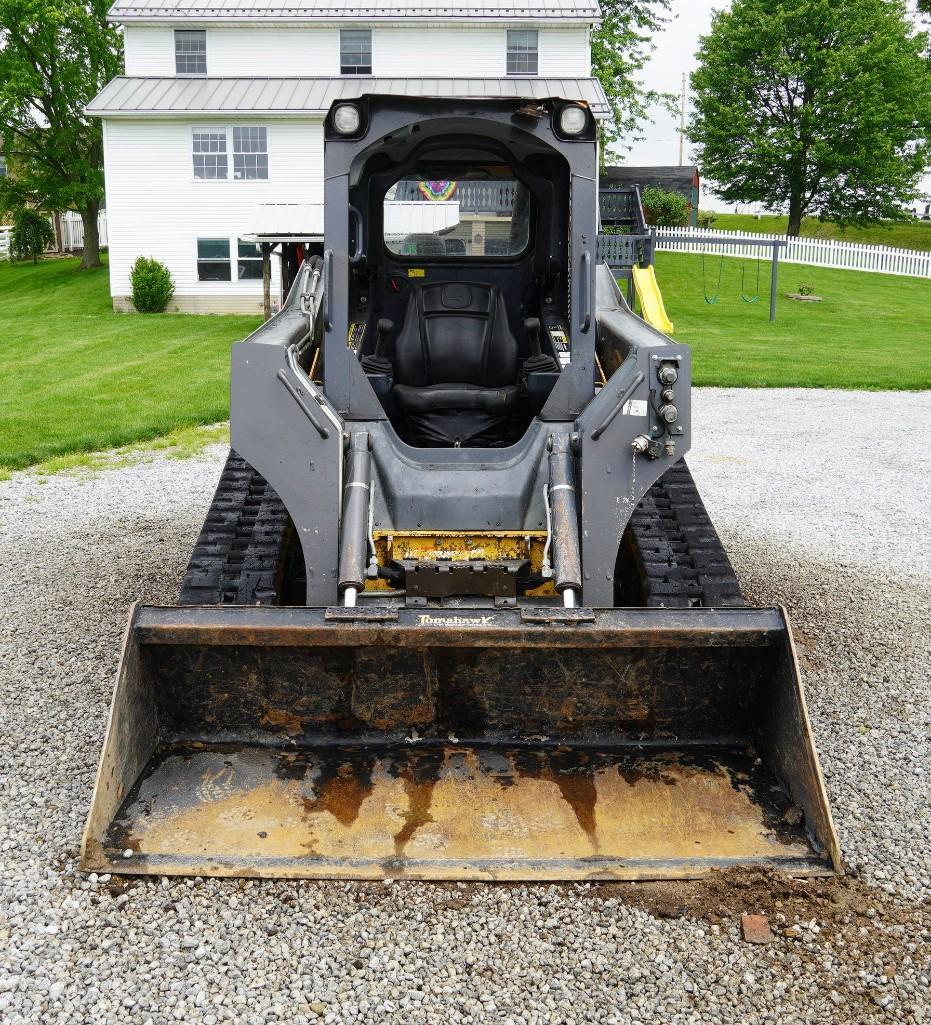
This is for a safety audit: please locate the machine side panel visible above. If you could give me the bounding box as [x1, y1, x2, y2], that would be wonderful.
[231, 340, 343, 605]
[576, 267, 692, 606]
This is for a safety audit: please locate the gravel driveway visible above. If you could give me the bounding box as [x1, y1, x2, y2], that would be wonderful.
[1, 388, 929, 1025]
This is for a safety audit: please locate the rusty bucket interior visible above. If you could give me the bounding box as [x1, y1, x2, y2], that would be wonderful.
[81, 605, 841, 881]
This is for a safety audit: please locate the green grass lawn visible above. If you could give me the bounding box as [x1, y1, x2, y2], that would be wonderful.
[0, 257, 260, 471]
[0, 252, 927, 473]
[653, 251, 931, 390]
[705, 212, 931, 252]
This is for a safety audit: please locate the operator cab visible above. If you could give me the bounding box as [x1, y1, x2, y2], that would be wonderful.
[325, 98, 592, 448]
[366, 166, 562, 447]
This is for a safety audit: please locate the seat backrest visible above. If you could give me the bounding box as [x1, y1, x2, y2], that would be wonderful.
[393, 282, 519, 388]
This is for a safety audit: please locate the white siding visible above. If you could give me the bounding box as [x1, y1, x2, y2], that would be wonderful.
[124, 26, 176, 76]
[539, 27, 590, 76]
[376, 27, 505, 76]
[199, 26, 340, 76]
[103, 117, 323, 311]
[122, 24, 589, 78]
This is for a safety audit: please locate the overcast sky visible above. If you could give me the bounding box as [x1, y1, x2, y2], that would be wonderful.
[624, 0, 719, 170]
[624, 0, 931, 211]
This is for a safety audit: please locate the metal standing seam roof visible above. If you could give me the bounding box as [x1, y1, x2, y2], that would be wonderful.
[108, 0, 601, 21]
[87, 76, 611, 118]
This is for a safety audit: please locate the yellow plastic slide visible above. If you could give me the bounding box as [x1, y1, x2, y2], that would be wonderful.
[631, 264, 675, 334]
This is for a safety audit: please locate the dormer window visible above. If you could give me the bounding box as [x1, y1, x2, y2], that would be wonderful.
[506, 30, 538, 76]
[176, 30, 207, 76]
[340, 29, 372, 76]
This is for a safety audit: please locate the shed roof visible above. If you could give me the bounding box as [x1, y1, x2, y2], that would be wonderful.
[87, 76, 611, 118]
[243, 203, 324, 242]
[108, 0, 600, 22]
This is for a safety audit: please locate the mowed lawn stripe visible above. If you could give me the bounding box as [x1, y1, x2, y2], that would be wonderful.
[0, 257, 260, 470]
[654, 252, 931, 390]
[1, 253, 928, 472]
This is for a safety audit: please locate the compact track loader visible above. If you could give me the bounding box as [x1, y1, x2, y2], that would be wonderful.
[82, 93, 841, 881]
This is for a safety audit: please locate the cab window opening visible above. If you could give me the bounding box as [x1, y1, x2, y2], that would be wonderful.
[384, 166, 532, 260]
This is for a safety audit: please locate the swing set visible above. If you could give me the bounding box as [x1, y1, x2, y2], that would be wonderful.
[660, 232, 788, 322]
[701, 251, 760, 305]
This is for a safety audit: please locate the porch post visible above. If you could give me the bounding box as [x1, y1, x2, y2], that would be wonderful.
[262, 242, 272, 320]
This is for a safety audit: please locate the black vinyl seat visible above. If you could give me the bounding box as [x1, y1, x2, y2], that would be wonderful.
[391, 282, 521, 446]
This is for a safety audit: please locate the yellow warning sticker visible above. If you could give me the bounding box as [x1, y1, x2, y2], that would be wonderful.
[407, 268, 426, 278]
[347, 322, 366, 350]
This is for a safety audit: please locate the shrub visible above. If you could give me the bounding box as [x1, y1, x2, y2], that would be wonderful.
[641, 186, 691, 228]
[697, 211, 717, 229]
[10, 208, 55, 263]
[130, 256, 175, 313]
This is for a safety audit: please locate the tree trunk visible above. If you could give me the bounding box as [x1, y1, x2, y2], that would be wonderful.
[79, 201, 101, 270]
[787, 192, 804, 238]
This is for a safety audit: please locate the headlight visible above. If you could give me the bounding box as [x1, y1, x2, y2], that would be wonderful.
[332, 104, 362, 135]
[558, 104, 588, 136]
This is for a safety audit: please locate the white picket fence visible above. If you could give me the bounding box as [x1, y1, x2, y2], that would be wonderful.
[653, 225, 931, 280]
[59, 210, 108, 251]
[0, 212, 108, 259]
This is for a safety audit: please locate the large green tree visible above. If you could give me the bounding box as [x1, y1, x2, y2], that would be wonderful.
[0, 0, 122, 269]
[592, 0, 673, 155]
[690, 0, 931, 236]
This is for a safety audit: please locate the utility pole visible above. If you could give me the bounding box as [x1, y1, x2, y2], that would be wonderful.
[678, 72, 687, 167]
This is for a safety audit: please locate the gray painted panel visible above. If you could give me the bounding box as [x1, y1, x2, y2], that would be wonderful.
[231, 340, 343, 605]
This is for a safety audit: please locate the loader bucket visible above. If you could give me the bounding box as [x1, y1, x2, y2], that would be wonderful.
[82, 604, 841, 881]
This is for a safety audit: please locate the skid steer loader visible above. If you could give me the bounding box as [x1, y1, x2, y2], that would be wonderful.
[82, 93, 841, 881]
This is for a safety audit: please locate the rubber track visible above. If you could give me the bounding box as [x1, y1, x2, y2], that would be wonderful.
[178, 451, 290, 606]
[623, 459, 745, 608]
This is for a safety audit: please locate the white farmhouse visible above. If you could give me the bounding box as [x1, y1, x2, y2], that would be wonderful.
[88, 0, 606, 313]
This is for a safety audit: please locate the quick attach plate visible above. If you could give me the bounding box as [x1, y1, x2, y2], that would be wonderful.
[399, 559, 528, 600]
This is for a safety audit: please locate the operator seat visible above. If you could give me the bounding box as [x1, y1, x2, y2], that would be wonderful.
[391, 282, 520, 447]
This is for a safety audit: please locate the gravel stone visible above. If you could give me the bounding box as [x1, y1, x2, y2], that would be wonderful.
[1, 388, 929, 1025]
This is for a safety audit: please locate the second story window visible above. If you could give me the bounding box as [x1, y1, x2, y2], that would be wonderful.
[232, 127, 268, 180]
[0, 156, 7, 179]
[340, 29, 372, 75]
[192, 129, 228, 179]
[193, 127, 268, 181]
[175, 30, 207, 75]
[506, 30, 538, 76]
